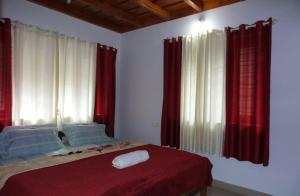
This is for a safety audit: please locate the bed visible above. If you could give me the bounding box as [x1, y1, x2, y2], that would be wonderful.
[0, 125, 212, 196]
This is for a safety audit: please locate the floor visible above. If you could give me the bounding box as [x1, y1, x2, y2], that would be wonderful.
[207, 187, 243, 196]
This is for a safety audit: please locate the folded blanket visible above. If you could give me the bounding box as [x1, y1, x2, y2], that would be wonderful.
[112, 150, 149, 169]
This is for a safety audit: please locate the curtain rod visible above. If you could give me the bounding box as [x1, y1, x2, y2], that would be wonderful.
[229, 18, 278, 32]
[98, 44, 117, 51]
[165, 36, 182, 43]
[11, 20, 117, 51]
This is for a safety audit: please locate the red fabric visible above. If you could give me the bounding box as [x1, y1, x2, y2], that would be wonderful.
[0, 18, 12, 132]
[94, 44, 117, 137]
[161, 37, 182, 148]
[223, 19, 272, 166]
[0, 145, 212, 196]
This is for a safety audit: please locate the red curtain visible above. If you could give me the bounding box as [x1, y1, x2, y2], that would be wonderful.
[223, 19, 272, 166]
[94, 44, 117, 137]
[161, 37, 182, 148]
[0, 18, 12, 132]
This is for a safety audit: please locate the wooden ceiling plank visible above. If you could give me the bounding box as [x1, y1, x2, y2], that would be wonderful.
[135, 0, 171, 20]
[203, 0, 241, 10]
[78, 0, 143, 27]
[28, 0, 125, 32]
[153, 0, 182, 7]
[163, 1, 185, 9]
[183, 0, 203, 11]
[28, 0, 243, 33]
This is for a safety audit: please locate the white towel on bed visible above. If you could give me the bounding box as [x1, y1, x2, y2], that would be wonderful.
[112, 150, 149, 169]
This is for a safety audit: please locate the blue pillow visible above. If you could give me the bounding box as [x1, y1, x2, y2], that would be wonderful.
[1, 127, 64, 158]
[63, 124, 115, 147]
[0, 136, 6, 158]
[2, 124, 56, 132]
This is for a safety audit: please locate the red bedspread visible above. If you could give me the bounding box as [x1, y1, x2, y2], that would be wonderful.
[0, 144, 212, 196]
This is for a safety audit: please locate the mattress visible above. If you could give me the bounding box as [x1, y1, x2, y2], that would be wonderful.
[0, 142, 212, 196]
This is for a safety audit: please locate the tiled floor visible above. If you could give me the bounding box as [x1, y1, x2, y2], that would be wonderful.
[207, 187, 243, 196]
[192, 187, 243, 196]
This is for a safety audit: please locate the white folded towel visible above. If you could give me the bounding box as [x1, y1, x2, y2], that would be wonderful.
[112, 150, 149, 169]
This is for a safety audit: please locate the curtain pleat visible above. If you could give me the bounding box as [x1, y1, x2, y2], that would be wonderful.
[12, 22, 58, 125]
[0, 18, 12, 132]
[12, 22, 97, 127]
[161, 37, 182, 148]
[180, 31, 226, 155]
[223, 19, 272, 166]
[94, 44, 117, 137]
[58, 36, 96, 125]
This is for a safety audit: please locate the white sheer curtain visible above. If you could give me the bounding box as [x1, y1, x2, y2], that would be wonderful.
[180, 30, 226, 155]
[58, 36, 96, 124]
[12, 22, 96, 126]
[12, 22, 58, 125]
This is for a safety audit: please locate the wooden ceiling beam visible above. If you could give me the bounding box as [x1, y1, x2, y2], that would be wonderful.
[28, 0, 124, 32]
[183, 0, 203, 12]
[135, 0, 171, 20]
[78, 0, 143, 27]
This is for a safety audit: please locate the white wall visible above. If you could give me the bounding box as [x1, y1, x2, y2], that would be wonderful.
[119, 0, 300, 195]
[0, 0, 123, 137]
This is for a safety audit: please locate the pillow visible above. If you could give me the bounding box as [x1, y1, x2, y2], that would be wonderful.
[2, 124, 57, 132]
[1, 127, 64, 158]
[63, 123, 114, 147]
[0, 136, 6, 158]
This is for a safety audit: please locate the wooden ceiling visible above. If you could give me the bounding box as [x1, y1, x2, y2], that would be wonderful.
[28, 0, 242, 33]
